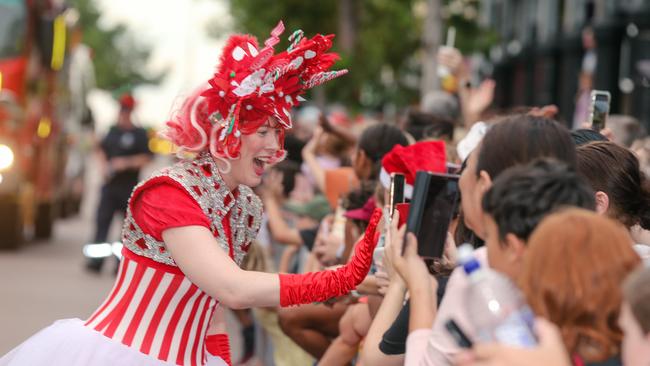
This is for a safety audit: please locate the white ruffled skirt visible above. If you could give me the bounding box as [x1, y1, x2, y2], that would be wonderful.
[0, 319, 227, 366]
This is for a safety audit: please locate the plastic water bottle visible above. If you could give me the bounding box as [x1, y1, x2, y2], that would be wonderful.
[457, 244, 537, 347]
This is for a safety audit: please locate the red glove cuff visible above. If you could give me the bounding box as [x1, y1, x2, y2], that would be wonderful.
[279, 208, 382, 307]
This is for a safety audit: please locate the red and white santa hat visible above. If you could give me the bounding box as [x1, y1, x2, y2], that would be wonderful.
[379, 141, 447, 199]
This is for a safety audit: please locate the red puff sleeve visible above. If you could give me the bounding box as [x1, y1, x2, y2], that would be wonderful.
[130, 178, 211, 241]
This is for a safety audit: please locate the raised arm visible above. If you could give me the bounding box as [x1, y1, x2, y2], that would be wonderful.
[361, 280, 407, 366]
[163, 208, 382, 309]
[260, 169, 303, 246]
[301, 128, 327, 193]
[262, 193, 303, 246]
[164, 226, 280, 309]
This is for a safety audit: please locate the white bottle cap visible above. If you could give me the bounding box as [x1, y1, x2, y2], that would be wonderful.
[457, 243, 475, 265]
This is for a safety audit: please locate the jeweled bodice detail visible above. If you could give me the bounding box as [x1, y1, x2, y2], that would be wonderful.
[121, 152, 262, 267]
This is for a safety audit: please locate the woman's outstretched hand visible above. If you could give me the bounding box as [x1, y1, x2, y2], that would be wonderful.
[325, 207, 382, 291]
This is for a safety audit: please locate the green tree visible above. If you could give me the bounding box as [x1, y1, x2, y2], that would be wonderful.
[442, 0, 498, 53]
[69, 0, 162, 92]
[225, 0, 423, 110]
[222, 1, 496, 110]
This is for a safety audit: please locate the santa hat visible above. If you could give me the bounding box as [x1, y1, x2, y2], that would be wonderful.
[379, 141, 447, 199]
[164, 21, 347, 162]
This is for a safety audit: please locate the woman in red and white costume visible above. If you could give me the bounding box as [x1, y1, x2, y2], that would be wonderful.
[0, 21, 381, 366]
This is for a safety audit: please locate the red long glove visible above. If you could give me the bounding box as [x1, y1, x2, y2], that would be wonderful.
[279, 208, 382, 307]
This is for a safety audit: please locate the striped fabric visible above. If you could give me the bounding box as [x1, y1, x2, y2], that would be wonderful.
[85, 249, 217, 366]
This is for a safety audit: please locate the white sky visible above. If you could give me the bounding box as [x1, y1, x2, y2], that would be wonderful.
[88, 0, 232, 132]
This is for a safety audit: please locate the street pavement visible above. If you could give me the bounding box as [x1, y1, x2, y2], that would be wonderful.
[0, 155, 243, 359]
[0, 213, 116, 354]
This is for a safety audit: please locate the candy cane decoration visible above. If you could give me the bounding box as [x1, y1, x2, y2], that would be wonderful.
[304, 70, 349, 89]
[287, 29, 304, 52]
[264, 21, 285, 48]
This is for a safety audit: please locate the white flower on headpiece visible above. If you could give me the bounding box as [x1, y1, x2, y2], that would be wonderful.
[232, 69, 266, 97]
[259, 72, 276, 94]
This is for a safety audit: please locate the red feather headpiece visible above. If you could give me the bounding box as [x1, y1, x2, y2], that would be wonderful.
[164, 21, 347, 162]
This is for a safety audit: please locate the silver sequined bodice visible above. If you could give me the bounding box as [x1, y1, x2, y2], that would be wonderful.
[121, 152, 263, 267]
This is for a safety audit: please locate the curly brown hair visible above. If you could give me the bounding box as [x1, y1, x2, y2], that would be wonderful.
[518, 208, 641, 362]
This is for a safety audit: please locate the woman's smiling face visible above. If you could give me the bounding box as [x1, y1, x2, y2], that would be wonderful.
[224, 117, 282, 189]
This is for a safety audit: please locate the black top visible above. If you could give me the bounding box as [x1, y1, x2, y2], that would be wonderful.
[299, 227, 318, 251]
[379, 275, 450, 355]
[100, 125, 151, 187]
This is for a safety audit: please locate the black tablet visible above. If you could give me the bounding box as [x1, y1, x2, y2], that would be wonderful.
[403, 171, 460, 259]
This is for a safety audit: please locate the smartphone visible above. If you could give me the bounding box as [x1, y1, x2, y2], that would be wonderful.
[389, 173, 405, 216]
[589, 90, 611, 132]
[445, 319, 473, 348]
[402, 172, 460, 258]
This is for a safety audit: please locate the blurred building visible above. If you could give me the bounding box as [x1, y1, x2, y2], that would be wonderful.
[480, 0, 650, 130]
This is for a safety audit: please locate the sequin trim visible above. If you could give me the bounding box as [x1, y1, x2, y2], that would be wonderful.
[121, 152, 262, 267]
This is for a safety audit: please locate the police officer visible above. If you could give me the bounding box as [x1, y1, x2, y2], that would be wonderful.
[86, 93, 152, 272]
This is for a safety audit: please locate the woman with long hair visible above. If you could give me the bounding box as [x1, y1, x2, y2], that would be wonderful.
[0, 22, 381, 366]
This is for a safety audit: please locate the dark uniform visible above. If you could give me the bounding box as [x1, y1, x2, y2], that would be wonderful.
[93, 125, 150, 244]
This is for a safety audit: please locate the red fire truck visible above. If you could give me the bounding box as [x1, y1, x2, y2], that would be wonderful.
[0, 0, 91, 248]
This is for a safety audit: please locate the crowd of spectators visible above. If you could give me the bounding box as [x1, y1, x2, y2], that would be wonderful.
[235, 46, 650, 366]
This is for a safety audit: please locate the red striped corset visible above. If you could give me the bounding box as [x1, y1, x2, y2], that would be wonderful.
[85, 250, 215, 366]
[85, 153, 263, 365]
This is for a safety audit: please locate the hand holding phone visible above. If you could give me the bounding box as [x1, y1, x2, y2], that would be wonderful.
[402, 172, 430, 256]
[402, 172, 460, 259]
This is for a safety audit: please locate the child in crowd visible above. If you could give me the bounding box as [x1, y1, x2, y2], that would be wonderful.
[456, 213, 646, 366]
